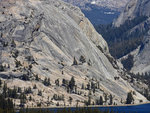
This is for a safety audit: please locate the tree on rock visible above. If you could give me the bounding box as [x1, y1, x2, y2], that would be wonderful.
[100, 96, 103, 105]
[79, 55, 86, 63]
[109, 94, 113, 105]
[0, 64, 4, 72]
[73, 57, 78, 65]
[43, 78, 51, 86]
[68, 97, 73, 105]
[0, 79, 2, 87]
[126, 92, 134, 104]
[69, 77, 75, 91]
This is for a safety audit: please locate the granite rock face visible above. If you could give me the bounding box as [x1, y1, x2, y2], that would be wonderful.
[0, 0, 147, 107]
[114, 0, 150, 74]
[114, 0, 150, 27]
[131, 29, 150, 74]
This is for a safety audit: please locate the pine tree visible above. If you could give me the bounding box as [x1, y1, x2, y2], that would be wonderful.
[87, 59, 92, 66]
[20, 93, 26, 108]
[11, 39, 16, 48]
[144, 88, 150, 100]
[100, 96, 103, 105]
[69, 77, 75, 91]
[126, 92, 134, 104]
[87, 96, 91, 106]
[33, 84, 37, 89]
[35, 75, 39, 81]
[68, 97, 73, 105]
[91, 82, 96, 93]
[3, 82, 7, 98]
[109, 94, 113, 105]
[73, 57, 78, 65]
[55, 79, 59, 86]
[21, 74, 30, 81]
[18, 87, 22, 93]
[43, 77, 51, 86]
[25, 87, 32, 94]
[29, 95, 32, 101]
[0, 79, 2, 87]
[38, 90, 42, 96]
[81, 83, 85, 89]
[79, 55, 86, 63]
[0, 64, 4, 72]
[87, 82, 91, 90]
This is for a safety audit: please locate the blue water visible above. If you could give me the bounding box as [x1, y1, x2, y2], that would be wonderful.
[94, 103, 150, 113]
[17, 103, 150, 113]
[81, 3, 120, 25]
[48, 103, 150, 113]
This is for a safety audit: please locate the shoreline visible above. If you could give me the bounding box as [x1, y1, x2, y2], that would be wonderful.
[15, 102, 150, 110]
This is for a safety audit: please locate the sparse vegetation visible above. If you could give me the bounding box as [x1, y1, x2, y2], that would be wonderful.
[43, 77, 51, 86]
[96, 96, 103, 105]
[0, 77, 147, 113]
[12, 50, 19, 58]
[53, 94, 64, 101]
[20, 74, 30, 81]
[38, 90, 42, 96]
[15, 60, 22, 68]
[129, 72, 150, 100]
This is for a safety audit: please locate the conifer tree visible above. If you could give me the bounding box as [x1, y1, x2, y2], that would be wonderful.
[73, 57, 78, 65]
[3, 82, 7, 98]
[100, 96, 103, 105]
[109, 94, 113, 105]
[69, 77, 75, 91]
[0, 79, 2, 87]
[79, 55, 86, 63]
[126, 92, 134, 104]
[68, 97, 73, 105]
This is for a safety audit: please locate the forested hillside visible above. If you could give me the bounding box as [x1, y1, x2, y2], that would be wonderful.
[95, 16, 148, 58]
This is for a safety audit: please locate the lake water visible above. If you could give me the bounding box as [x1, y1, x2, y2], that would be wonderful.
[17, 103, 150, 113]
[48, 103, 150, 113]
[94, 103, 150, 113]
[81, 4, 120, 25]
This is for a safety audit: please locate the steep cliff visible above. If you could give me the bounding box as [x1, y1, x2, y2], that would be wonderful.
[0, 0, 147, 107]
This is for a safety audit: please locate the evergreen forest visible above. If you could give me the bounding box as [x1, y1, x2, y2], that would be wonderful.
[95, 16, 148, 59]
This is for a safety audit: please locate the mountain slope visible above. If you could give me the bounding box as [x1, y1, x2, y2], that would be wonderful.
[114, 0, 150, 27]
[113, 0, 150, 74]
[0, 0, 147, 107]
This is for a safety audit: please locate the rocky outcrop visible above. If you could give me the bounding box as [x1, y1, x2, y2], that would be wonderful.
[0, 0, 147, 107]
[114, 0, 150, 27]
